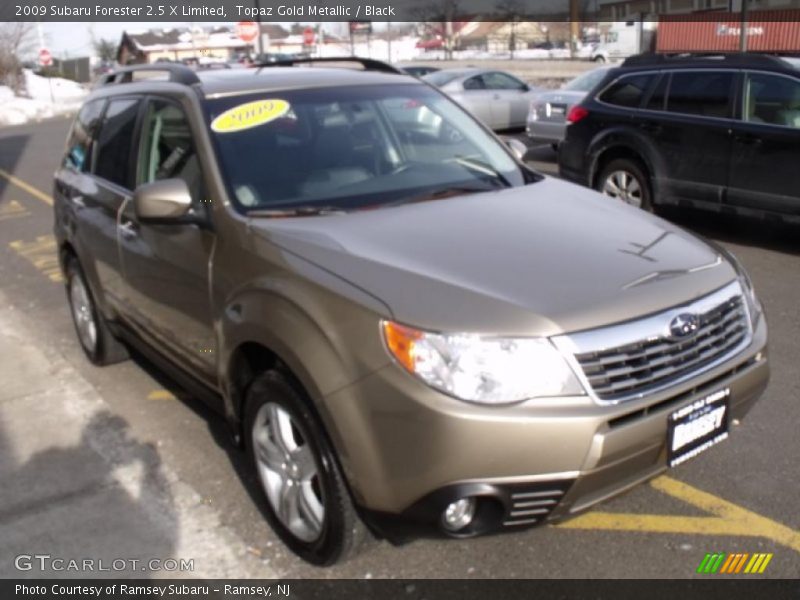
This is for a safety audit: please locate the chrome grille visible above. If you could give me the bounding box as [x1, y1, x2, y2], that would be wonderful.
[557, 282, 750, 403]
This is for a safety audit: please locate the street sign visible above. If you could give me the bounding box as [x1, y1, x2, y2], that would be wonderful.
[38, 48, 52, 67]
[235, 21, 259, 43]
[303, 27, 315, 46]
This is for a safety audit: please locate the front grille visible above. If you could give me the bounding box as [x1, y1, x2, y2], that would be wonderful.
[502, 480, 573, 527]
[567, 283, 750, 402]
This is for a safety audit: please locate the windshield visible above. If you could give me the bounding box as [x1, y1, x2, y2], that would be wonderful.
[563, 68, 608, 92]
[207, 84, 529, 214]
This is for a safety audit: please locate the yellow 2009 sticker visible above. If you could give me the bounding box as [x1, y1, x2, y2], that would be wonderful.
[211, 99, 290, 133]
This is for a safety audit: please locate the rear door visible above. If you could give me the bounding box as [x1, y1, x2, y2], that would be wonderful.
[727, 71, 800, 218]
[639, 69, 737, 207]
[75, 96, 142, 309]
[117, 96, 217, 382]
[455, 74, 497, 128]
[481, 71, 532, 129]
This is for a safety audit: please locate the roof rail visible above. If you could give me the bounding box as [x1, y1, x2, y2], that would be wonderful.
[254, 56, 404, 75]
[622, 52, 788, 68]
[95, 64, 201, 88]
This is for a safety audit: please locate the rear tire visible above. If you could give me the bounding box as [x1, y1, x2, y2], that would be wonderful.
[596, 158, 653, 212]
[244, 369, 368, 565]
[65, 255, 128, 366]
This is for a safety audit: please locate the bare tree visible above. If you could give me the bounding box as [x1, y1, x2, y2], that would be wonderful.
[0, 23, 35, 93]
[495, 0, 524, 58]
[92, 38, 118, 63]
[410, 0, 459, 59]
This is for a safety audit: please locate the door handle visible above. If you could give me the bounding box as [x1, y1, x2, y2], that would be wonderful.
[493, 93, 501, 100]
[639, 122, 662, 134]
[734, 133, 762, 145]
[118, 221, 138, 239]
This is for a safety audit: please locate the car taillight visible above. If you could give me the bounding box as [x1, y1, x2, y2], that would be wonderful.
[566, 106, 589, 124]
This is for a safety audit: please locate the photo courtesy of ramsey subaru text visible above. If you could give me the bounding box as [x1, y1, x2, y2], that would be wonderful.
[53, 57, 769, 565]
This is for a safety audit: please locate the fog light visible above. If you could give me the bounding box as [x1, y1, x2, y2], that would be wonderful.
[442, 498, 476, 532]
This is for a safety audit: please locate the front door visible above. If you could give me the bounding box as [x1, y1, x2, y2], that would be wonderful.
[727, 71, 800, 218]
[117, 96, 217, 382]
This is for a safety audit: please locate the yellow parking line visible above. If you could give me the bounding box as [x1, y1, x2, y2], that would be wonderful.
[147, 390, 177, 401]
[557, 475, 800, 553]
[0, 168, 53, 206]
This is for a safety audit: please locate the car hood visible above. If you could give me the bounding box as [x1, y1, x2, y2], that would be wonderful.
[251, 178, 736, 336]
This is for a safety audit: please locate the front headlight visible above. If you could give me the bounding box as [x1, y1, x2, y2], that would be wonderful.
[738, 270, 762, 328]
[382, 321, 584, 405]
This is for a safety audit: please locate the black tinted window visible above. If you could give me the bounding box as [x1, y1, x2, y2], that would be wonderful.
[64, 99, 105, 171]
[93, 98, 140, 188]
[599, 74, 655, 108]
[482, 72, 525, 91]
[667, 71, 733, 118]
[463, 76, 485, 90]
[744, 73, 800, 129]
[644, 74, 668, 111]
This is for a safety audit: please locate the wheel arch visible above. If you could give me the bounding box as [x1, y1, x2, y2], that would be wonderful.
[588, 135, 661, 203]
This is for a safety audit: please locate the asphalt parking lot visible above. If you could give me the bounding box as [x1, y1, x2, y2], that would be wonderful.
[0, 117, 798, 579]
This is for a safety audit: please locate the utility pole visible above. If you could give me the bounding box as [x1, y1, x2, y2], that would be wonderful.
[739, 0, 749, 52]
[570, 0, 580, 59]
[255, 0, 264, 56]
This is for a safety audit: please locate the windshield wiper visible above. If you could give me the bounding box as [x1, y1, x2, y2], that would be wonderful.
[247, 206, 348, 218]
[384, 184, 498, 209]
[453, 156, 512, 188]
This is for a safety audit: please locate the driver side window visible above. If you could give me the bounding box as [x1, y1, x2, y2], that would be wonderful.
[482, 72, 526, 91]
[137, 99, 206, 203]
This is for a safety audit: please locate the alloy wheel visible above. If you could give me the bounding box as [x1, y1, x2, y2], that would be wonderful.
[69, 273, 98, 353]
[602, 170, 643, 208]
[251, 402, 325, 543]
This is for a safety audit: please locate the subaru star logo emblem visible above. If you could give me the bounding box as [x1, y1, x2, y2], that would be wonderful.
[669, 313, 700, 340]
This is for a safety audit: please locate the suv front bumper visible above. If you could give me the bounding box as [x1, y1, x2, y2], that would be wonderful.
[321, 316, 768, 540]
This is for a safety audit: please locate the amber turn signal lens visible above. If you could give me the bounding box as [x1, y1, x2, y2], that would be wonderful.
[382, 321, 423, 372]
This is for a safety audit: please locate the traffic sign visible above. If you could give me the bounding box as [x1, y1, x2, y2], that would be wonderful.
[235, 21, 259, 43]
[38, 48, 52, 67]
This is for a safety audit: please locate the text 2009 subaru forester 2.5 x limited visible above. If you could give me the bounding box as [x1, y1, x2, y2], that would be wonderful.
[54, 58, 768, 565]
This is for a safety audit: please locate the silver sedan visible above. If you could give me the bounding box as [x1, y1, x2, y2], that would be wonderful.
[526, 66, 612, 147]
[424, 68, 540, 131]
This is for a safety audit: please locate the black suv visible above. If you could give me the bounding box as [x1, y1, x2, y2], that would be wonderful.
[559, 54, 800, 221]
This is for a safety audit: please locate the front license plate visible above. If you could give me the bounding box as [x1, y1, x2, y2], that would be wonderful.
[667, 388, 730, 467]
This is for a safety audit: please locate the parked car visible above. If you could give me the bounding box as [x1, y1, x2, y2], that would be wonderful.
[56, 57, 768, 566]
[423, 68, 540, 130]
[399, 65, 440, 78]
[527, 65, 612, 148]
[559, 53, 800, 219]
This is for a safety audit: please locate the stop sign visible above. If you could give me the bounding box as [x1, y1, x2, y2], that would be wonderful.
[38, 48, 52, 67]
[235, 21, 259, 43]
[303, 27, 315, 45]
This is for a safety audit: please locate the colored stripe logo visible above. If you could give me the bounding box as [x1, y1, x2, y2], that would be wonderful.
[697, 552, 773, 574]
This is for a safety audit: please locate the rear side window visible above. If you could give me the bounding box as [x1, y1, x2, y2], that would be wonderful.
[64, 99, 105, 171]
[667, 71, 734, 118]
[93, 98, 140, 189]
[644, 74, 669, 111]
[598, 73, 655, 108]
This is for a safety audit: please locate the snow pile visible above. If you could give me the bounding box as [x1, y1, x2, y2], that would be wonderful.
[0, 70, 88, 127]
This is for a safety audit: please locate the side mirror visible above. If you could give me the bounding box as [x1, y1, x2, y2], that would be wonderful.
[502, 137, 529, 161]
[133, 179, 193, 222]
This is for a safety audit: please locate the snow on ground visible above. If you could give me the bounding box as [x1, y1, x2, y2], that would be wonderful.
[0, 70, 88, 127]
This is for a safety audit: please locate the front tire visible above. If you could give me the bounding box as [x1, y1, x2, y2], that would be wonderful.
[244, 369, 367, 565]
[596, 158, 653, 212]
[65, 256, 128, 365]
